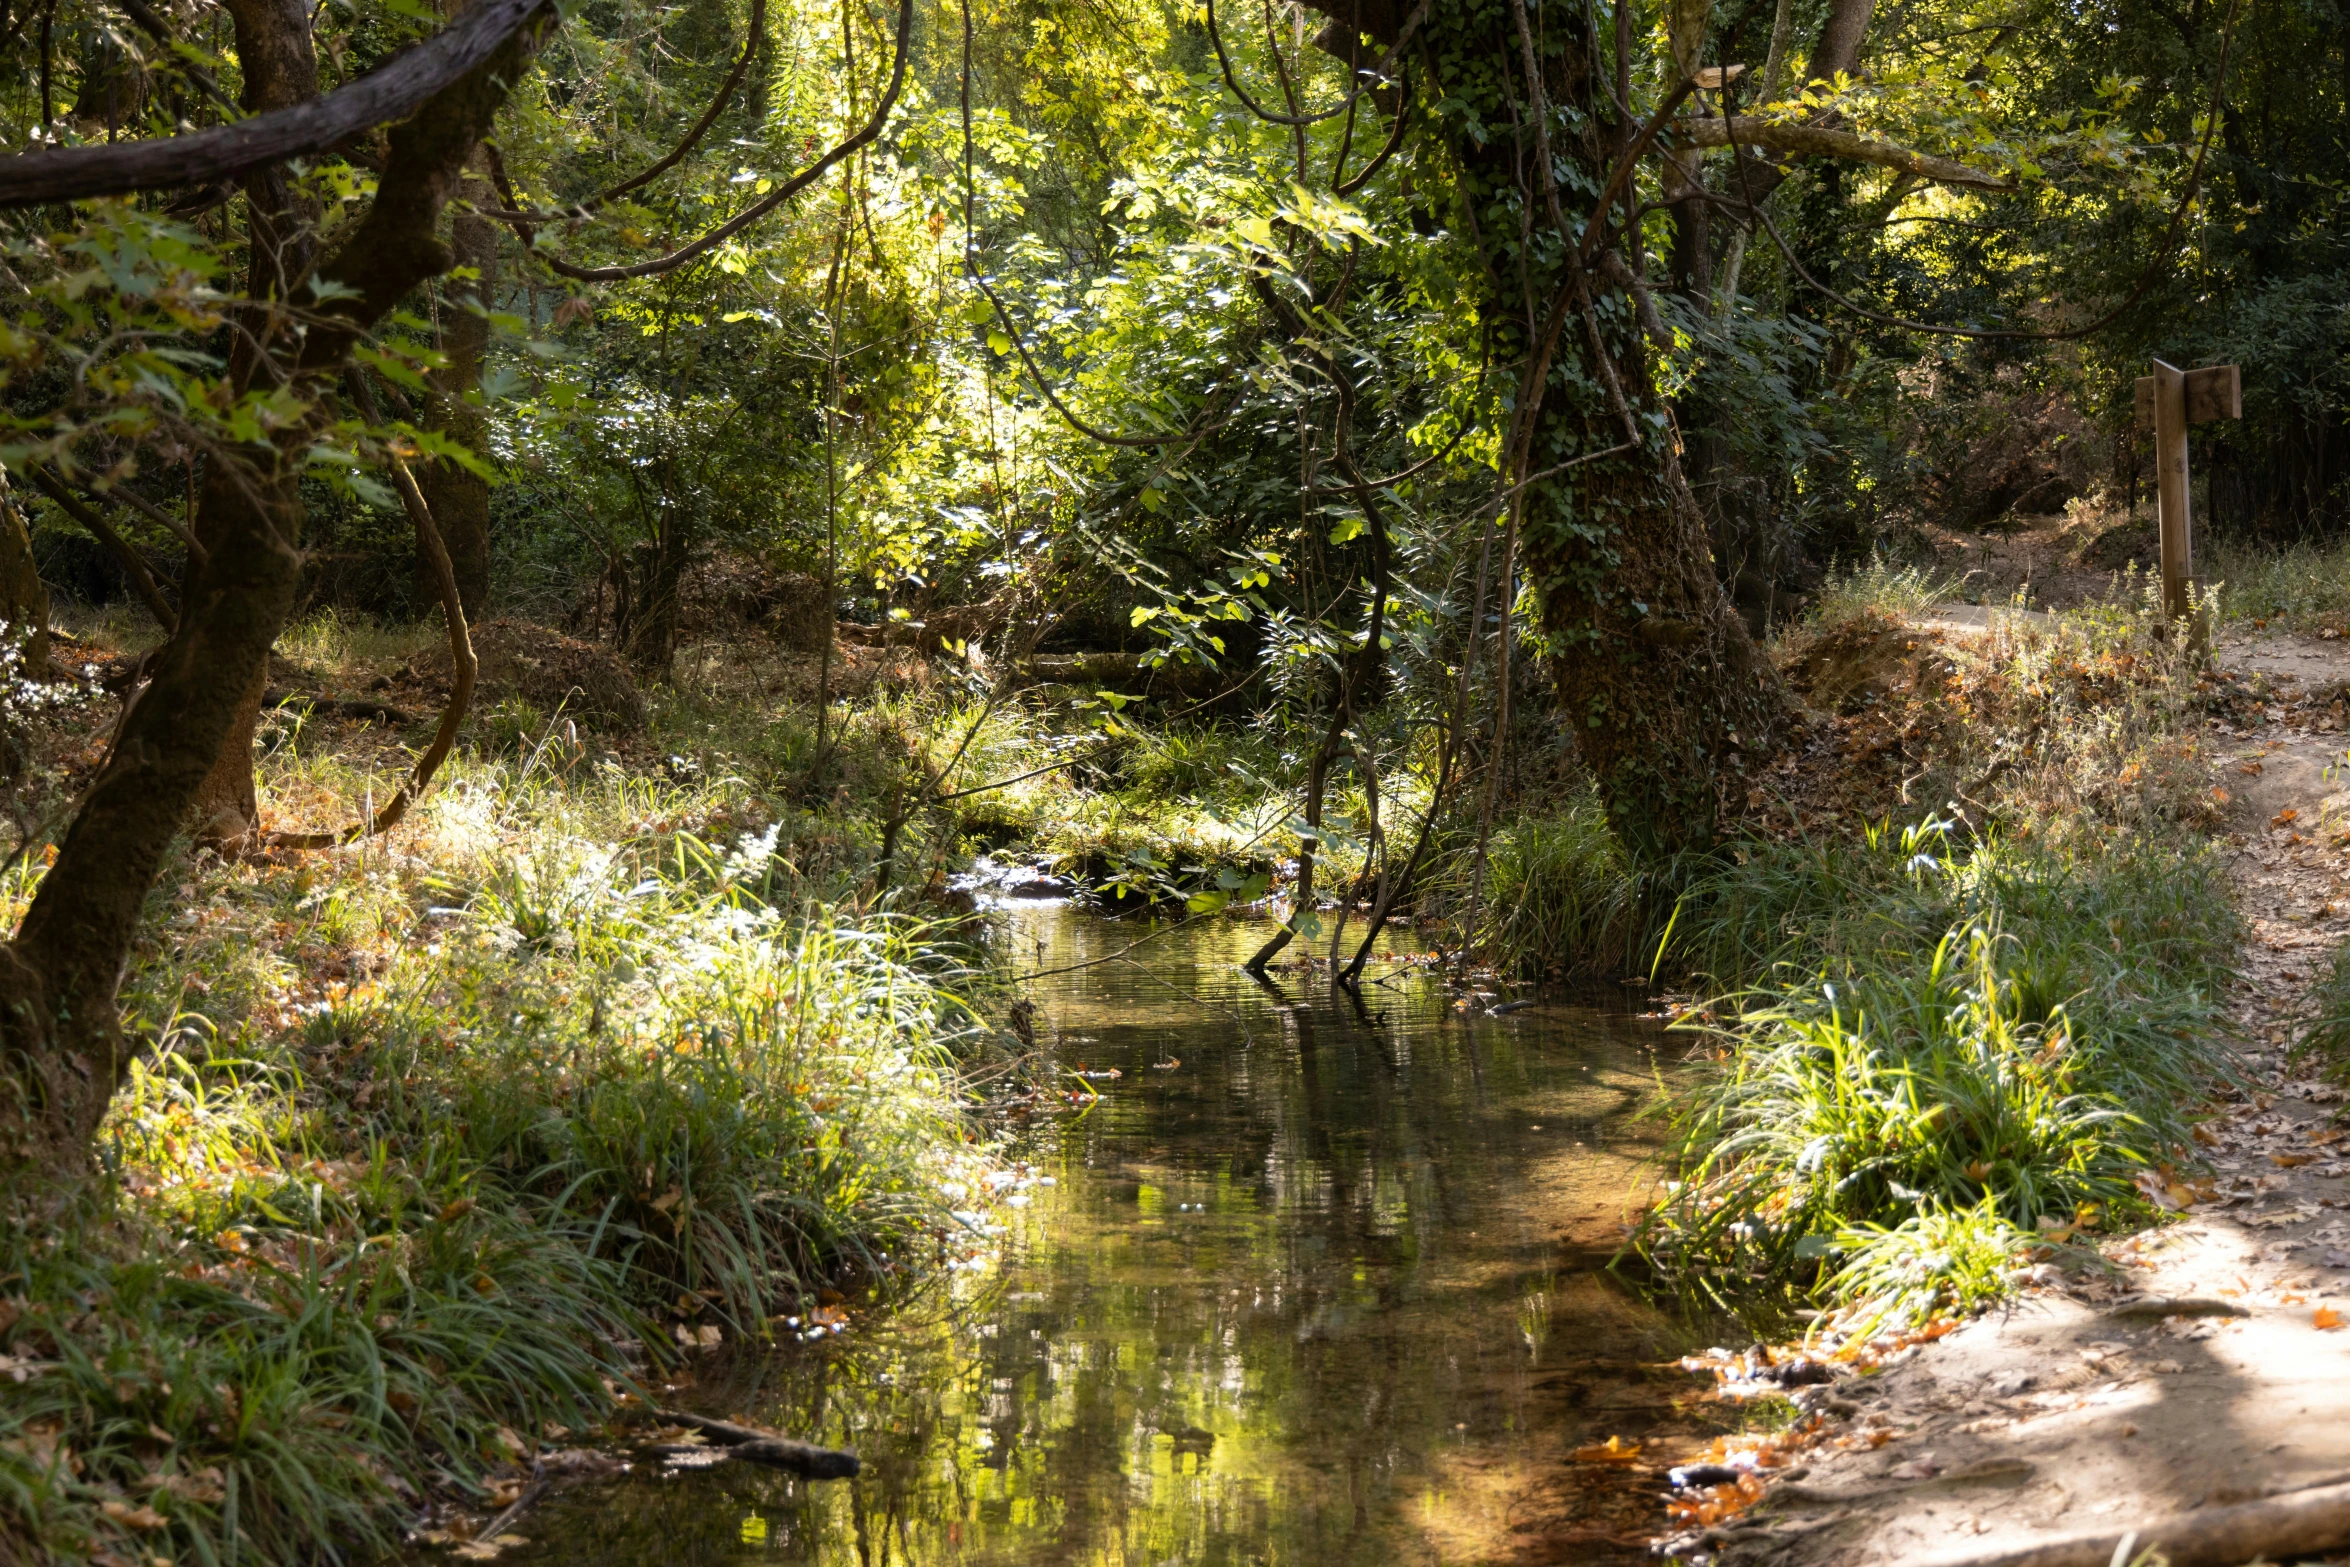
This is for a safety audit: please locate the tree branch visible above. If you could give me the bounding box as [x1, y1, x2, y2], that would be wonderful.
[22, 468, 177, 630]
[0, 0, 551, 207]
[1671, 115, 2014, 190]
[505, 0, 911, 282]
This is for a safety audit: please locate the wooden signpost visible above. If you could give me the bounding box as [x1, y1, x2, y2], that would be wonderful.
[2133, 359, 2241, 633]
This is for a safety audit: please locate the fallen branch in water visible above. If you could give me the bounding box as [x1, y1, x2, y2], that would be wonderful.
[646, 1409, 861, 1479]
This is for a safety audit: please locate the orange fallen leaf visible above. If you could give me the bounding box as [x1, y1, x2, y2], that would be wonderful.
[2316, 1306, 2344, 1331]
[1570, 1435, 1643, 1465]
[2273, 808, 2300, 827]
[2239, 762, 2264, 776]
[2273, 1154, 2315, 1169]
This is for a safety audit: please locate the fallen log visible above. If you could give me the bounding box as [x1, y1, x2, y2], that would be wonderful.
[265, 688, 419, 726]
[1915, 1477, 2350, 1567]
[648, 1408, 860, 1479]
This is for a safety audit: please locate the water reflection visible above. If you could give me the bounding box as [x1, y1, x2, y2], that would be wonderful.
[502, 906, 1698, 1565]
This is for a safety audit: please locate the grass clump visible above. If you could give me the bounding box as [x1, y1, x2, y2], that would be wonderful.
[1475, 789, 1672, 980]
[1642, 821, 2238, 1322]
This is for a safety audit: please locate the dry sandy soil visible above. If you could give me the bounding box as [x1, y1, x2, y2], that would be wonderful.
[1684, 626, 2350, 1567]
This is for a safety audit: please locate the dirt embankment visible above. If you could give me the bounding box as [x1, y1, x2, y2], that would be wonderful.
[1692, 630, 2350, 1567]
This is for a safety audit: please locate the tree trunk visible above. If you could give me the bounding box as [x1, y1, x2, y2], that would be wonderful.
[0, 9, 549, 1184]
[416, 177, 496, 620]
[0, 472, 54, 677]
[1375, 0, 1788, 858]
[625, 509, 687, 676]
[184, 0, 322, 854]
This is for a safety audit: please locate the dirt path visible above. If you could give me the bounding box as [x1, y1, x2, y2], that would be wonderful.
[1699, 629, 2350, 1567]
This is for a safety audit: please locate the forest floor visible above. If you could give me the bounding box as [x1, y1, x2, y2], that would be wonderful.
[1706, 622, 2350, 1567]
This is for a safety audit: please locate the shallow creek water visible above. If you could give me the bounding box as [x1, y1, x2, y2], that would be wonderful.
[498, 904, 1703, 1565]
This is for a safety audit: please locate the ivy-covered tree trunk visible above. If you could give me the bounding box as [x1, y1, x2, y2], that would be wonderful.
[1419, 0, 1788, 858]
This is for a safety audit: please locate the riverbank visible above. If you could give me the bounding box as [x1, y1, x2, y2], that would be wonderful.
[0, 614, 1009, 1567]
[1657, 624, 2350, 1565]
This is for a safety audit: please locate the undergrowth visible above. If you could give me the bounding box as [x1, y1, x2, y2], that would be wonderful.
[1641, 818, 2238, 1325]
[0, 674, 1001, 1567]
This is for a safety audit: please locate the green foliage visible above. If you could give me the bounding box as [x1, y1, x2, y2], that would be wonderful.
[1476, 790, 1669, 980]
[1643, 823, 2238, 1319]
[1828, 1198, 2030, 1334]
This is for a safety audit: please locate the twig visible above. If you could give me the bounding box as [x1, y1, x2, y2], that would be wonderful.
[471, 1470, 546, 1549]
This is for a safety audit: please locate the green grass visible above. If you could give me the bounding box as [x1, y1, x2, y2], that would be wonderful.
[2299, 938, 2350, 1083]
[1640, 821, 2240, 1323]
[1474, 790, 1675, 980]
[0, 672, 1002, 1566]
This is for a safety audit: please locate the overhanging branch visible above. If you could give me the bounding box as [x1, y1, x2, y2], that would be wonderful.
[1671, 115, 2014, 191]
[0, 0, 552, 207]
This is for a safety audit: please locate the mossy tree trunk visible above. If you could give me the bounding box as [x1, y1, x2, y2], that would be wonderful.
[1410, 0, 1787, 858]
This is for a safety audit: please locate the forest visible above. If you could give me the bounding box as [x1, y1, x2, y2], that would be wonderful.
[0, 0, 2347, 1557]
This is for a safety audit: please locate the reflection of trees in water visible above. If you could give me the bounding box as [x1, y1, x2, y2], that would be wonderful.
[500, 911, 1669, 1566]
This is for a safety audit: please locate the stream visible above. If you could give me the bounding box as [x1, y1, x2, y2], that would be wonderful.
[490, 902, 1700, 1565]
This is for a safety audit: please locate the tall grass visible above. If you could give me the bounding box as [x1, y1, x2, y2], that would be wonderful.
[1642, 822, 2239, 1321]
[1475, 790, 1674, 979]
[1, 689, 995, 1566]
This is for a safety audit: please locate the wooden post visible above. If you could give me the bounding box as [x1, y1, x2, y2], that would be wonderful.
[2133, 360, 2240, 641]
[2152, 359, 2191, 624]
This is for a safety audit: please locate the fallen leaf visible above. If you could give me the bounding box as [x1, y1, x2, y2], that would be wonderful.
[2318, 1306, 2345, 1331]
[2240, 762, 2265, 775]
[2273, 808, 2300, 828]
[2136, 1170, 2194, 1211]
[2274, 1154, 2316, 1169]
[101, 1501, 168, 1530]
[649, 1188, 683, 1215]
[438, 1197, 477, 1223]
[1570, 1435, 1643, 1465]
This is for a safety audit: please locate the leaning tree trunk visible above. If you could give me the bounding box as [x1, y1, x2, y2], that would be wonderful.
[1368, 0, 1787, 858]
[183, 0, 322, 853]
[416, 179, 496, 621]
[0, 14, 549, 1184]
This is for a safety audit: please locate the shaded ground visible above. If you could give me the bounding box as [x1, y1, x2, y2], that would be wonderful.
[1696, 626, 2350, 1566]
[1913, 508, 2159, 613]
